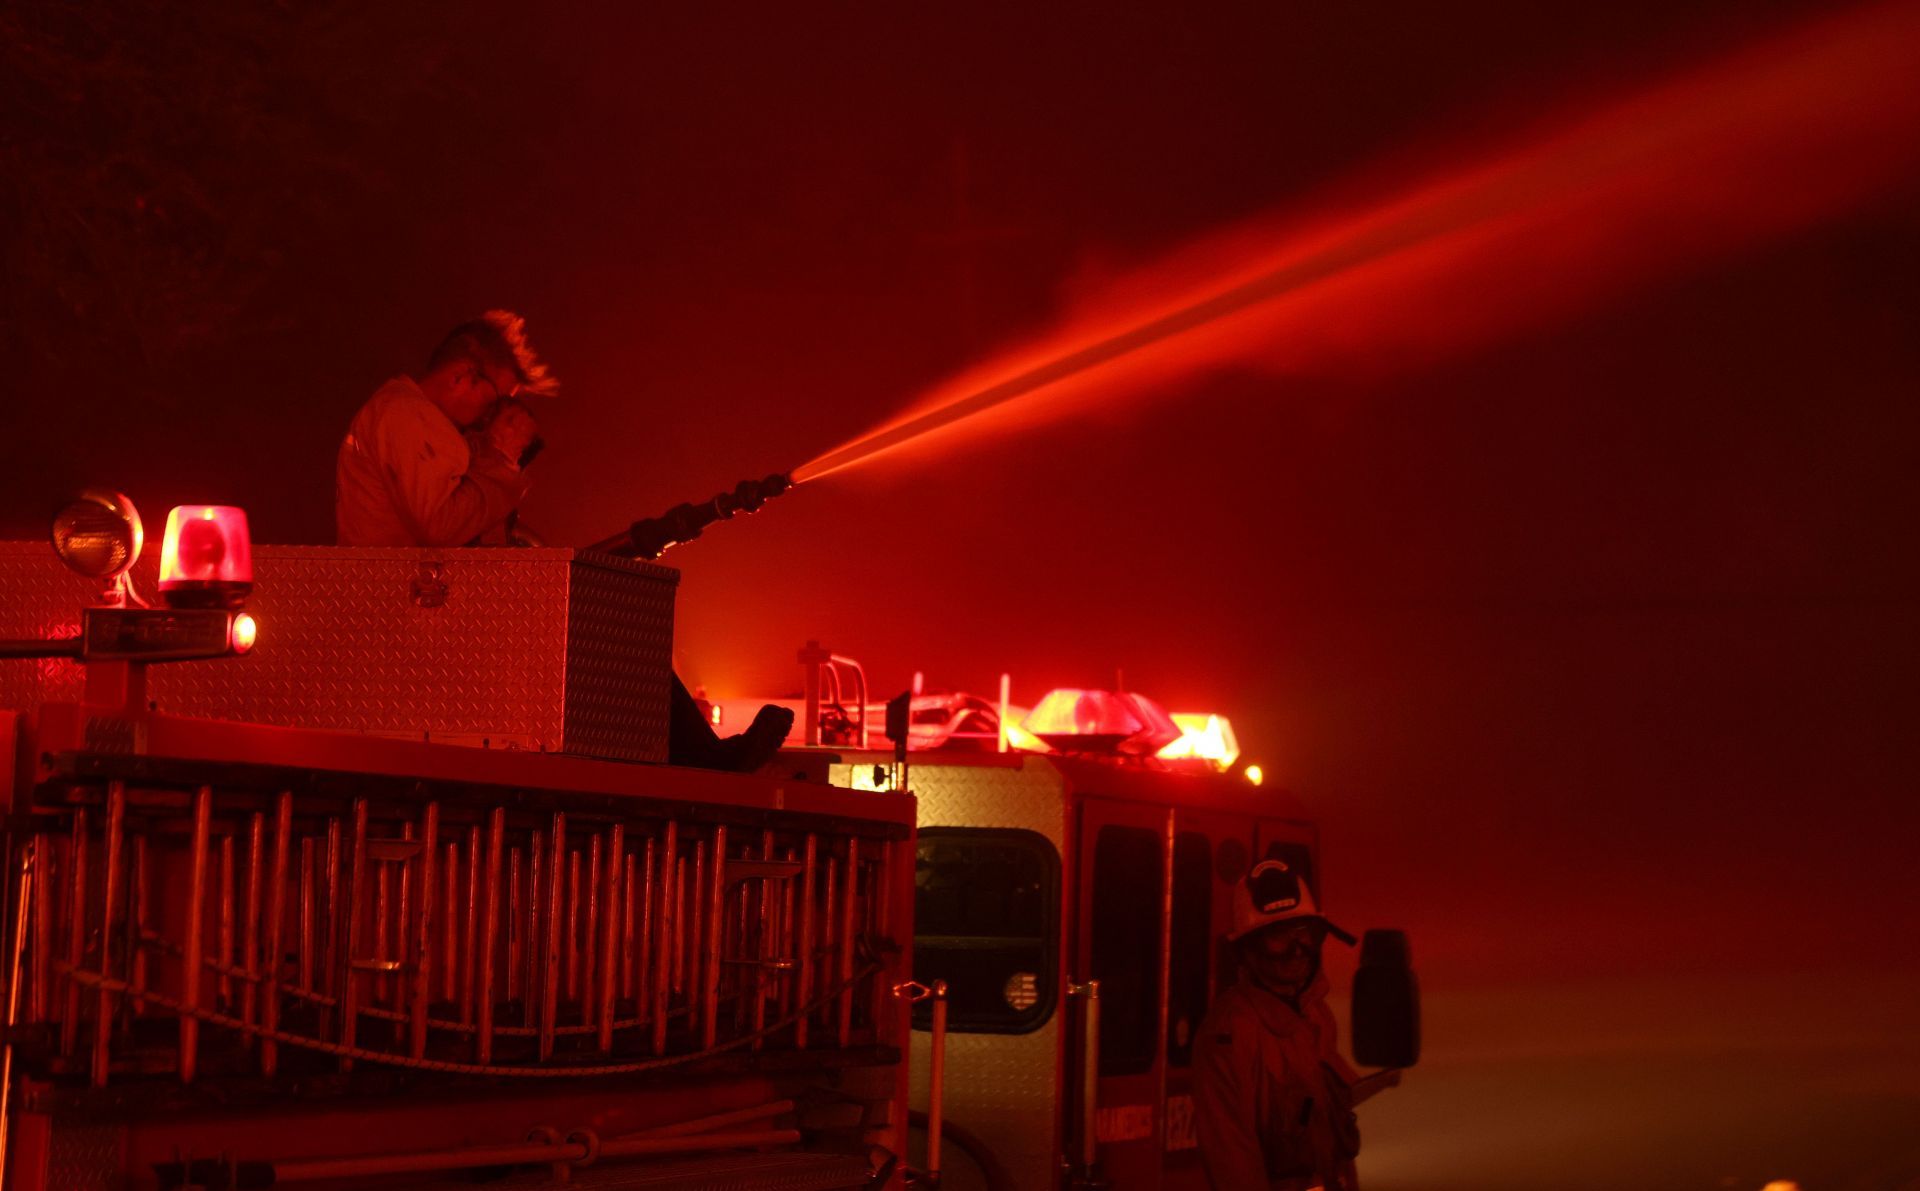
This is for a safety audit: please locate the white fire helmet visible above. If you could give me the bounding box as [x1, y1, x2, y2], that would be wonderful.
[1229, 859, 1356, 945]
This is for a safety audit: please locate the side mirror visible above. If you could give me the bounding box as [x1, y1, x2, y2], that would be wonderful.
[1351, 928, 1421, 1069]
[884, 690, 913, 774]
[884, 690, 911, 749]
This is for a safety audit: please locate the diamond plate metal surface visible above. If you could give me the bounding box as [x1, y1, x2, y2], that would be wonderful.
[885, 758, 1068, 1191]
[0, 543, 676, 762]
[565, 553, 677, 762]
[46, 1121, 124, 1191]
[0, 542, 93, 708]
[897, 758, 1069, 850]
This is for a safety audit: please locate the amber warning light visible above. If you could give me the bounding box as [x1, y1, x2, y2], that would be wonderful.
[1157, 713, 1243, 772]
[159, 505, 253, 610]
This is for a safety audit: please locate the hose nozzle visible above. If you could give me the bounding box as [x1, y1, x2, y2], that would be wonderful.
[588, 473, 791, 559]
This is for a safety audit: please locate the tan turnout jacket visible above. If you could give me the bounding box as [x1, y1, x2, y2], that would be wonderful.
[1192, 973, 1361, 1191]
[335, 376, 529, 547]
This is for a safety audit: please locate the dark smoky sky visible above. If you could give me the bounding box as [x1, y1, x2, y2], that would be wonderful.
[5, 1, 1919, 1183]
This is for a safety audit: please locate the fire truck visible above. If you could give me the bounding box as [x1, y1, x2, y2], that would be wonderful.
[0, 492, 1417, 1191]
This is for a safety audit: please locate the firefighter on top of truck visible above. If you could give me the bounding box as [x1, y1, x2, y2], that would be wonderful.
[1193, 860, 1403, 1191]
[335, 308, 553, 549]
[332, 309, 792, 773]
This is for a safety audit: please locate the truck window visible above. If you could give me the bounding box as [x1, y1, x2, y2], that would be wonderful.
[1091, 824, 1164, 1076]
[913, 827, 1059, 1033]
[1167, 831, 1212, 1067]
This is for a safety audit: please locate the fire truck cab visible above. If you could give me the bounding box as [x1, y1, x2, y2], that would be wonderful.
[715, 666, 1421, 1191]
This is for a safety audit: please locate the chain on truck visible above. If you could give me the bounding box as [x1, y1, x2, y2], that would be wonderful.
[0, 488, 1417, 1191]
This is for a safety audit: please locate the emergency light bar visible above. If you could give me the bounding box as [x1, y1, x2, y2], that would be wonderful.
[1023, 688, 1182, 755]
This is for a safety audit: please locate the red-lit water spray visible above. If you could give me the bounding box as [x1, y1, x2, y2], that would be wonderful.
[791, 0, 1920, 485]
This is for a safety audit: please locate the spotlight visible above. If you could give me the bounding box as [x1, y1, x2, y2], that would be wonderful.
[51, 489, 143, 588]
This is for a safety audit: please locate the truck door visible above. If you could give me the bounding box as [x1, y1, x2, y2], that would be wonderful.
[1072, 797, 1169, 1191]
[1159, 808, 1257, 1190]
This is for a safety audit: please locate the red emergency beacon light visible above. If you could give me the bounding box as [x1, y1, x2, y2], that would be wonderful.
[1024, 687, 1182, 754]
[158, 504, 253, 609]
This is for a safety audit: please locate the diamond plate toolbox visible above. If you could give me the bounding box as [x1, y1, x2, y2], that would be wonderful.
[0, 544, 677, 762]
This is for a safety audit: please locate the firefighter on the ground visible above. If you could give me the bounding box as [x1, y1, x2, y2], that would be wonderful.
[331, 309, 790, 771]
[1193, 860, 1403, 1191]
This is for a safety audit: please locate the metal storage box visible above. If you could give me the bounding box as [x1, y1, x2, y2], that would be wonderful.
[0, 544, 677, 762]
